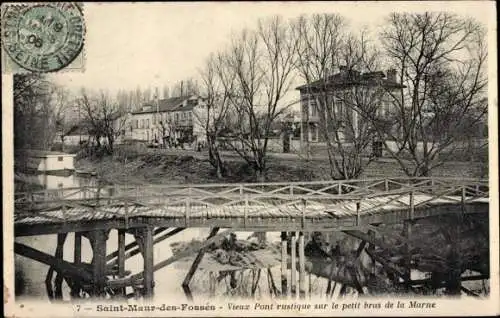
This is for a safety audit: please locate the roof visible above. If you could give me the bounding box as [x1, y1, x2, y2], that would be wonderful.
[65, 121, 90, 136]
[132, 95, 201, 115]
[64, 112, 126, 136]
[296, 70, 406, 91]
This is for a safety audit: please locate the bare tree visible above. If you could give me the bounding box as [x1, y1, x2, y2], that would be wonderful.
[293, 14, 383, 180]
[223, 16, 298, 181]
[14, 74, 70, 152]
[78, 89, 127, 154]
[162, 85, 170, 99]
[378, 12, 487, 176]
[197, 53, 236, 178]
[171, 78, 199, 97]
[52, 85, 73, 151]
[158, 112, 177, 147]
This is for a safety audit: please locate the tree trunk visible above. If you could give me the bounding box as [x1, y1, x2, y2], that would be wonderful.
[256, 169, 266, 182]
[60, 135, 65, 152]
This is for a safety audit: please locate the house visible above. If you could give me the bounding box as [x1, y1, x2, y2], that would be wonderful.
[18, 149, 76, 172]
[127, 95, 207, 146]
[296, 67, 405, 145]
[59, 121, 92, 146]
[57, 112, 129, 147]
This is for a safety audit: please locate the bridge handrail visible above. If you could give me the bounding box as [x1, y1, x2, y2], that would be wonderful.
[14, 177, 489, 208]
[14, 177, 489, 195]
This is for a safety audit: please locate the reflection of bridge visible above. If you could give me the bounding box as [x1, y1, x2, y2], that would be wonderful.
[14, 178, 490, 300]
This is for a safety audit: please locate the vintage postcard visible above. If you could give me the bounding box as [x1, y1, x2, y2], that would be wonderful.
[2, 1, 498, 317]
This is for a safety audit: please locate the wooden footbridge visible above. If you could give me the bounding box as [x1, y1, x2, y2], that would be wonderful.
[13, 177, 490, 300]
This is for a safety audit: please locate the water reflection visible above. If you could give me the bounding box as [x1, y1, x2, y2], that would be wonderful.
[37, 172, 98, 190]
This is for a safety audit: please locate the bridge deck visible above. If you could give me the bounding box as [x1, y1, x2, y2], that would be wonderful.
[14, 178, 489, 236]
[14, 194, 489, 236]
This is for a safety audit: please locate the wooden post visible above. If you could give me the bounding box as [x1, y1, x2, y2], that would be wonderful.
[143, 226, 154, 298]
[290, 232, 297, 298]
[70, 231, 83, 298]
[338, 284, 348, 298]
[298, 232, 306, 299]
[185, 188, 191, 226]
[117, 229, 126, 297]
[404, 191, 415, 291]
[356, 202, 361, 226]
[461, 185, 467, 214]
[118, 230, 126, 277]
[74, 232, 82, 265]
[308, 272, 312, 299]
[50, 233, 67, 300]
[92, 230, 107, 297]
[280, 232, 288, 298]
[182, 227, 219, 301]
[251, 269, 261, 297]
[267, 268, 278, 297]
[326, 279, 333, 298]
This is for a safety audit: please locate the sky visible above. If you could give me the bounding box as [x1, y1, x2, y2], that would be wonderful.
[51, 1, 494, 97]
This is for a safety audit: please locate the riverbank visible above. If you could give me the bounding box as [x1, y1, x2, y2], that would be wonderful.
[75, 145, 488, 185]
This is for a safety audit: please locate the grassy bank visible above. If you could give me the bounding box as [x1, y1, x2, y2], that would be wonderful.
[75, 145, 487, 185]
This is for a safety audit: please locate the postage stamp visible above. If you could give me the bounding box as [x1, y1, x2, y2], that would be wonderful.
[1, 2, 85, 73]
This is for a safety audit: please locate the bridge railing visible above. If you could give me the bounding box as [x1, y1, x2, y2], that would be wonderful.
[14, 177, 489, 214]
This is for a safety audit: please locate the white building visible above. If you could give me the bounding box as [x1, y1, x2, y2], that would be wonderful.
[21, 150, 76, 172]
[125, 95, 207, 147]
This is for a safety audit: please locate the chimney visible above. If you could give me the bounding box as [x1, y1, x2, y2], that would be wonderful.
[387, 69, 397, 82]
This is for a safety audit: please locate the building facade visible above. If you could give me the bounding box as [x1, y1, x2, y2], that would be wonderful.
[125, 95, 207, 147]
[296, 67, 405, 146]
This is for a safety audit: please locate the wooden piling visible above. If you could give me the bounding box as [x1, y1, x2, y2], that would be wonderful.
[308, 272, 312, 299]
[92, 230, 107, 297]
[143, 226, 154, 298]
[280, 232, 288, 298]
[74, 232, 82, 265]
[117, 229, 126, 296]
[182, 227, 220, 301]
[404, 191, 415, 290]
[338, 284, 348, 298]
[290, 231, 297, 298]
[71, 232, 83, 298]
[251, 269, 261, 297]
[118, 229, 126, 277]
[53, 233, 67, 300]
[46, 233, 67, 300]
[267, 268, 278, 297]
[298, 231, 306, 299]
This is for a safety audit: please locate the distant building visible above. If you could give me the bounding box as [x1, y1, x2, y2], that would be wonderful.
[296, 67, 405, 144]
[126, 95, 207, 146]
[58, 112, 129, 147]
[18, 149, 76, 173]
[59, 121, 91, 146]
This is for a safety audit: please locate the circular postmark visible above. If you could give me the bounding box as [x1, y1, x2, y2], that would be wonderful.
[1, 3, 85, 72]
